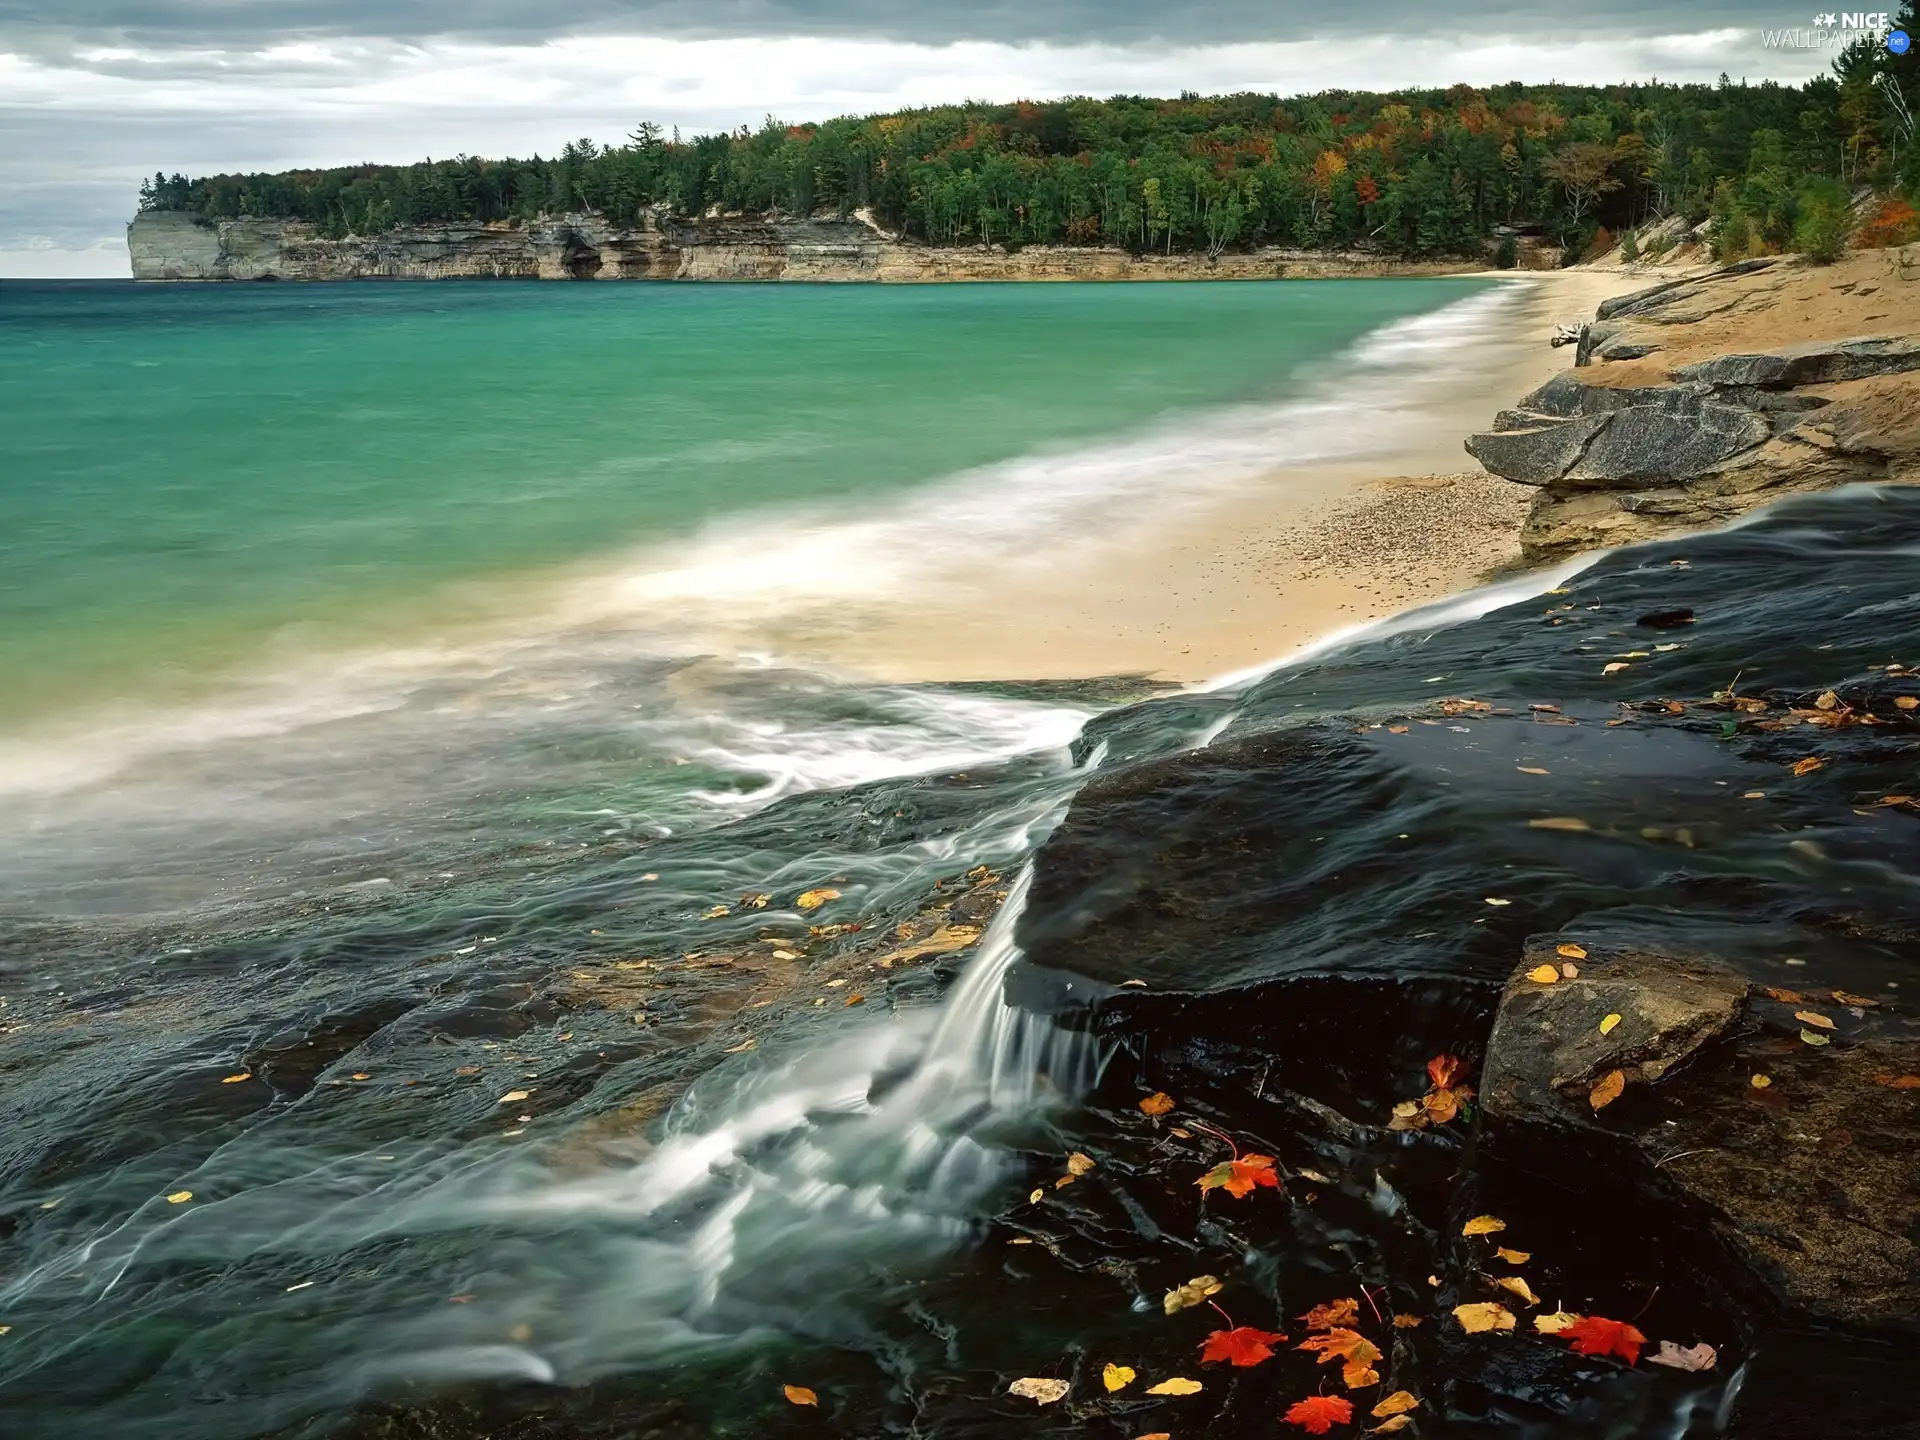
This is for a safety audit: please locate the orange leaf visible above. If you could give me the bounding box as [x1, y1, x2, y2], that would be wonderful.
[1139, 1091, 1175, 1116]
[1426, 1054, 1464, 1089]
[1558, 1314, 1646, 1365]
[1200, 1325, 1286, 1367]
[1589, 1070, 1626, 1110]
[1763, 986, 1805, 1003]
[1297, 1328, 1383, 1389]
[783, 1385, 818, 1406]
[1284, 1394, 1355, 1434]
[1197, 1153, 1281, 1199]
[1300, 1298, 1360, 1331]
[1872, 1074, 1920, 1088]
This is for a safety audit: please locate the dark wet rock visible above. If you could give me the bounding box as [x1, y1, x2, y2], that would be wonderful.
[1561, 392, 1771, 486]
[1464, 413, 1611, 486]
[1635, 607, 1696, 628]
[1482, 944, 1746, 1127]
[1673, 334, 1920, 390]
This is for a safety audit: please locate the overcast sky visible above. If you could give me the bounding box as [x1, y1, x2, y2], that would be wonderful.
[0, 1, 1847, 276]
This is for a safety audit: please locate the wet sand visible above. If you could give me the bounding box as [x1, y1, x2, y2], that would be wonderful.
[795, 267, 1651, 686]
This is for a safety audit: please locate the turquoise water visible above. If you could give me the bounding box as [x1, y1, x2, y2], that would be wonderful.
[0, 278, 1485, 727]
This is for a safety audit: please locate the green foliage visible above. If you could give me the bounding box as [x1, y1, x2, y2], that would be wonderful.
[1493, 232, 1519, 268]
[136, 78, 1889, 260]
[1794, 178, 1856, 261]
[1619, 226, 1640, 261]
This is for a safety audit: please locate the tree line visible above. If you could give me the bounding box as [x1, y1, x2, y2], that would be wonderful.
[138, 29, 1920, 263]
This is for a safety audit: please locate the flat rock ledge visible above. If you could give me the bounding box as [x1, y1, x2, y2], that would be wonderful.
[1467, 259, 1920, 557]
[1483, 941, 1920, 1332]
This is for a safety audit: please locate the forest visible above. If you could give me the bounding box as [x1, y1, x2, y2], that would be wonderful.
[137, 19, 1920, 263]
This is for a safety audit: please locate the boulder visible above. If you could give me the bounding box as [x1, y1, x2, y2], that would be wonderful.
[1463, 413, 1609, 486]
[1481, 943, 1746, 1128]
[1560, 393, 1772, 486]
[1594, 258, 1778, 322]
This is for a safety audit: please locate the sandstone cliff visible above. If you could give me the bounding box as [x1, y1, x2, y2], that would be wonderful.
[1466, 250, 1920, 558]
[126, 209, 1471, 284]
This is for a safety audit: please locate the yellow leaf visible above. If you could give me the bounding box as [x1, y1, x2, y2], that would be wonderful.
[498, 1090, 530, 1104]
[1066, 1151, 1096, 1176]
[1054, 1175, 1076, 1189]
[1494, 1247, 1531, 1265]
[1589, 1070, 1626, 1110]
[1518, 766, 1551, 774]
[1603, 662, 1630, 675]
[221, 1072, 251, 1084]
[1372, 1391, 1421, 1418]
[796, 888, 841, 911]
[1102, 1363, 1136, 1393]
[702, 905, 731, 920]
[1490, 1274, 1541, 1306]
[1896, 696, 1918, 710]
[1452, 1302, 1516, 1333]
[1599, 1013, 1622, 1035]
[1557, 943, 1588, 959]
[165, 1190, 193, 1204]
[1374, 1417, 1415, 1434]
[783, 1385, 818, 1407]
[1485, 897, 1513, 907]
[1139, 1091, 1175, 1116]
[1525, 965, 1560, 984]
[1750, 1073, 1771, 1089]
[1528, 817, 1591, 832]
[1793, 1010, 1835, 1031]
[1534, 1309, 1581, 1334]
[1008, 1377, 1069, 1405]
[1163, 1275, 1224, 1315]
[1799, 1029, 1831, 1047]
[1028, 1188, 1044, 1204]
[1462, 1214, 1507, 1236]
[1144, 1377, 1203, 1396]
[1790, 756, 1825, 777]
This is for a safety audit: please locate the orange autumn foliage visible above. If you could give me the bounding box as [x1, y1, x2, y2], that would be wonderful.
[1284, 1394, 1356, 1433]
[1296, 1327, 1383, 1389]
[1558, 1314, 1646, 1365]
[1200, 1325, 1287, 1366]
[1197, 1153, 1282, 1198]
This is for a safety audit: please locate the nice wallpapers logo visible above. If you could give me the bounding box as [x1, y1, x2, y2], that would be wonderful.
[1762, 10, 1911, 49]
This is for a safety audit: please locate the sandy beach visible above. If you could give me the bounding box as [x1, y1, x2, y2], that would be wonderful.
[793, 267, 1651, 685]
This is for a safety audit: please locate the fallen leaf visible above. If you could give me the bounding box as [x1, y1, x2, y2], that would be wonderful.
[1373, 1417, 1414, 1435]
[1372, 1392, 1421, 1418]
[1518, 765, 1551, 775]
[1750, 1074, 1772, 1089]
[1872, 1074, 1920, 1088]
[221, 1072, 251, 1083]
[1284, 1395, 1355, 1434]
[1790, 757, 1825, 777]
[1139, 1092, 1175, 1116]
[1529, 816, 1591, 832]
[1646, 1341, 1718, 1372]
[741, 892, 771, 909]
[783, 1385, 818, 1407]
[1387, 725, 1409, 734]
[1599, 1013, 1622, 1036]
[1495, 1247, 1531, 1265]
[1814, 690, 1840, 711]
[723, 1038, 757, 1053]
[165, 1190, 193, 1204]
[1054, 1175, 1076, 1189]
[1297, 1328, 1383, 1388]
[1603, 662, 1630, 675]
[1301, 1298, 1360, 1331]
[1163, 1275, 1225, 1315]
[1392, 1314, 1424, 1328]
[1535, 1309, 1582, 1334]
[1135, 1434, 1172, 1440]
[1558, 1315, 1646, 1365]
[1526, 964, 1560, 984]
[1427, 1054, 1465, 1089]
[1490, 1275, 1541, 1306]
[1561, 963, 1580, 979]
[1066, 1151, 1096, 1176]
[1462, 1215, 1507, 1237]
[1485, 897, 1513, 907]
[1800, 1029, 1832, 1046]
[795, 888, 841, 911]
[1453, 1302, 1516, 1333]
[1763, 985, 1805, 1003]
[1197, 1153, 1281, 1199]
[1589, 1070, 1627, 1110]
[1103, 1363, 1137, 1392]
[1832, 990, 1879, 1007]
[1793, 1010, 1835, 1031]
[498, 1090, 530, 1104]
[1144, 1377, 1203, 1396]
[1028, 1188, 1044, 1204]
[702, 905, 730, 920]
[1896, 695, 1919, 710]
[1557, 943, 1588, 960]
[1008, 1377, 1070, 1404]
[1202, 1326, 1287, 1367]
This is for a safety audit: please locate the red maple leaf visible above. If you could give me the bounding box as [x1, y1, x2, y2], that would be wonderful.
[1284, 1394, 1355, 1433]
[1558, 1314, 1647, 1365]
[1427, 1053, 1465, 1089]
[1196, 1152, 1282, 1199]
[1199, 1325, 1286, 1367]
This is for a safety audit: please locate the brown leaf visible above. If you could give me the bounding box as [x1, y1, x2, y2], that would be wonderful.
[1793, 1010, 1836, 1031]
[1066, 1151, 1096, 1176]
[1392, 1313, 1425, 1328]
[1300, 1298, 1360, 1331]
[1008, 1377, 1070, 1404]
[1589, 1070, 1626, 1110]
[1814, 690, 1840, 711]
[498, 1090, 530, 1104]
[1763, 986, 1806, 1004]
[1871, 1074, 1920, 1088]
[783, 1385, 818, 1407]
[1139, 1091, 1175, 1116]
[1831, 990, 1880, 1007]
[1646, 1341, 1717, 1372]
[1790, 756, 1825, 777]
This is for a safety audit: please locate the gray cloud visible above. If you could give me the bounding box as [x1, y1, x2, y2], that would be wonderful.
[2, 0, 1769, 48]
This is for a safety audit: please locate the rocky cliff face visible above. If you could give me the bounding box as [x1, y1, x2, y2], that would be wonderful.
[126, 209, 1467, 284]
[1467, 253, 1920, 558]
